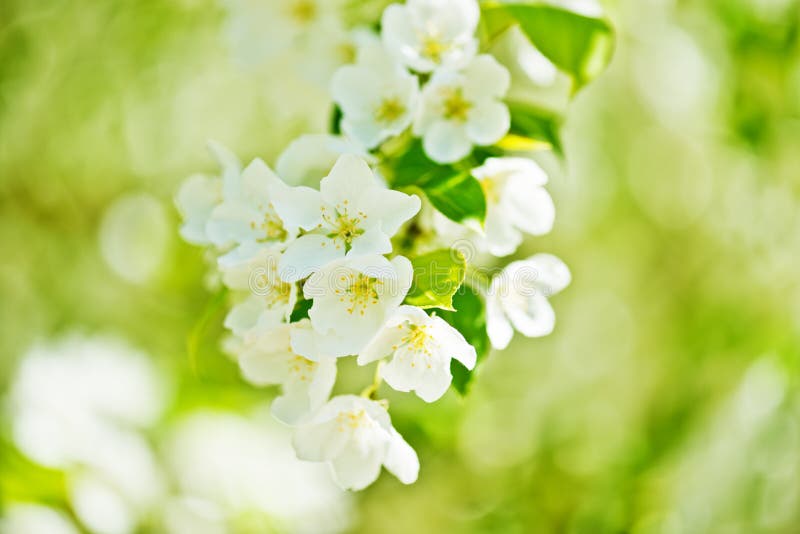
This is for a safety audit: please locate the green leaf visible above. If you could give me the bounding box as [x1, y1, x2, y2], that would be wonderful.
[405, 249, 467, 310]
[506, 101, 564, 154]
[484, 3, 615, 91]
[437, 289, 491, 395]
[290, 294, 313, 322]
[329, 105, 342, 134]
[390, 141, 487, 224]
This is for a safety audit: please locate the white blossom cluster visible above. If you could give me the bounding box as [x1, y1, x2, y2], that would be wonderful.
[176, 0, 571, 491]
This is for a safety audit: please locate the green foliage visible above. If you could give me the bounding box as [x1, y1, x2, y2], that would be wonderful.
[405, 249, 467, 310]
[390, 141, 487, 225]
[437, 290, 491, 395]
[483, 2, 615, 91]
[506, 101, 564, 154]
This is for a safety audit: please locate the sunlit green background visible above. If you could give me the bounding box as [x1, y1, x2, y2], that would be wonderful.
[2, 0, 800, 532]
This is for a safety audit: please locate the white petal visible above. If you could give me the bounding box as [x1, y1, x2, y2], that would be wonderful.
[271, 388, 311, 425]
[238, 344, 291, 386]
[382, 4, 435, 72]
[347, 225, 393, 258]
[207, 140, 241, 199]
[357, 322, 407, 366]
[463, 55, 511, 100]
[505, 293, 556, 338]
[330, 445, 383, 491]
[224, 296, 266, 337]
[504, 185, 555, 236]
[276, 134, 368, 187]
[308, 358, 337, 410]
[331, 64, 382, 115]
[520, 253, 572, 295]
[292, 420, 347, 462]
[383, 428, 419, 485]
[430, 316, 476, 369]
[423, 121, 472, 164]
[269, 181, 323, 231]
[486, 293, 514, 349]
[341, 118, 386, 150]
[473, 157, 548, 187]
[175, 174, 220, 245]
[466, 101, 510, 146]
[357, 188, 421, 236]
[278, 234, 342, 282]
[483, 208, 523, 257]
[205, 201, 261, 247]
[414, 366, 453, 403]
[320, 154, 377, 208]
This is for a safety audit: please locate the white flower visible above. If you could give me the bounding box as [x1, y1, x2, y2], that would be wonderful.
[331, 46, 419, 149]
[276, 134, 372, 187]
[292, 395, 419, 490]
[272, 154, 420, 282]
[222, 0, 347, 67]
[358, 306, 476, 402]
[381, 0, 480, 73]
[1, 505, 80, 534]
[175, 141, 240, 246]
[219, 244, 297, 338]
[239, 321, 337, 425]
[414, 55, 511, 163]
[475, 157, 555, 256]
[299, 255, 414, 357]
[486, 254, 571, 350]
[206, 158, 297, 253]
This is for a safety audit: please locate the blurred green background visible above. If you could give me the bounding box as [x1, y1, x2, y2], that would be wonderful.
[2, 0, 800, 532]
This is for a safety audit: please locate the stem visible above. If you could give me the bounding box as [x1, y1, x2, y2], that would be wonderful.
[360, 361, 384, 400]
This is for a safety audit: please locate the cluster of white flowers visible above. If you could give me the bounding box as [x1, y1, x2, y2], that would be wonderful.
[176, 0, 572, 491]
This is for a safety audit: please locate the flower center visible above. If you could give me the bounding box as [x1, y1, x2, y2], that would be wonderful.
[441, 88, 472, 122]
[336, 274, 382, 316]
[421, 34, 448, 63]
[288, 0, 317, 23]
[336, 409, 371, 431]
[374, 97, 406, 124]
[322, 203, 367, 250]
[479, 176, 500, 205]
[251, 203, 288, 242]
[288, 355, 316, 382]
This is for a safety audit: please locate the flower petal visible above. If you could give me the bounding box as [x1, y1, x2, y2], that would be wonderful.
[357, 188, 421, 236]
[292, 419, 348, 462]
[383, 428, 419, 485]
[463, 54, 511, 100]
[520, 253, 572, 296]
[320, 154, 377, 208]
[423, 121, 472, 164]
[269, 180, 323, 231]
[486, 292, 514, 350]
[330, 445, 384, 491]
[466, 101, 510, 146]
[504, 185, 555, 236]
[278, 234, 341, 282]
[504, 293, 556, 338]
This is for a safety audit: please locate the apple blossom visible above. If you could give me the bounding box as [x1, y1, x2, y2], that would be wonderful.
[276, 134, 372, 187]
[381, 0, 480, 73]
[414, 55, 511, 163]
[272, 154, 420, 281]
[238, 321, 337, 424]
[301, 255, 414, 357]
[292, 395, 419, 490]
[331, 46, 419, 149]
[486, 254, 571, 350]
[358, 305, 476, 402]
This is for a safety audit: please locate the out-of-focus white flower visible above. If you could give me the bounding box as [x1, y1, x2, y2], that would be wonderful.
[414, 55, 511, 163]
[358, 305, 476, 402]
[272, 154, 420, 282]
[490, 25, 558, 88]
[219, 244, 297, 338]
[331, 46, 419, 149]
[276, 134, 372, 187]
[8, 335, 169, 534]
[486, 254, 571, 349]
[1, 504, 80, 534]
[165, 409, 351, 533]
[239, 321, 337, 424]
[293, 395, 419, 490]
[300, 255, 413, 357]
[206, 158, 297, 254]
[99, 193, 170, 285]
[475, 157, 556, 256]
[222, 0, 348, 67]
[175, 141, 240, 246]
[381, 0, 480, 73]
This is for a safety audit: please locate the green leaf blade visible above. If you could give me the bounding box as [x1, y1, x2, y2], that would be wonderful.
[405, 249, 467, 310]
[438, 290, 491, 395]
